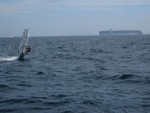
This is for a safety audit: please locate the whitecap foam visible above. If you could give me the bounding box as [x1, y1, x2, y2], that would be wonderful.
[0, 56, 18, 61]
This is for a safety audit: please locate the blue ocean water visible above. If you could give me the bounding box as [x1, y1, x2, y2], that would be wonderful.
[0, 35, 150, 113]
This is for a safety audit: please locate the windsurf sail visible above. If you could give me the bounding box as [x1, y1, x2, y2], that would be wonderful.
[18, 28, 29, 54]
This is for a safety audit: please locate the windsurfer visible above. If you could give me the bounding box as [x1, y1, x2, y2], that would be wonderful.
[18, 28, 30, 60]
[18, 46, 31, 60]
[25, 46, 31, 54]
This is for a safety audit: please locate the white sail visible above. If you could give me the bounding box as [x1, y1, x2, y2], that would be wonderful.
[18, 29, 29, 54]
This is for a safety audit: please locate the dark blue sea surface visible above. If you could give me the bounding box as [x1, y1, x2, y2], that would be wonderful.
[0, 35, 150, 113]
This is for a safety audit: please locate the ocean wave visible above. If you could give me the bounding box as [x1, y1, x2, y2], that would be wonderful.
[0, 56, 18, 61]
[1, 36, 150, 113]
[0, 84, 14, 91]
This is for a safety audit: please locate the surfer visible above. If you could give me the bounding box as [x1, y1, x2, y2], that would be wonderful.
[18, 28, 31, 61]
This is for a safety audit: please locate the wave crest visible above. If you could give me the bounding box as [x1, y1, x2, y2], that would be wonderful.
[0, 56, 18, 61]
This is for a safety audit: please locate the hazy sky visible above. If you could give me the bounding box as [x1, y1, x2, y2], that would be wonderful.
[0, 0, 150, 36]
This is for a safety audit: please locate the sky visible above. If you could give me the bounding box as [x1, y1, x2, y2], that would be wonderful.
[0, 0, 150, 36]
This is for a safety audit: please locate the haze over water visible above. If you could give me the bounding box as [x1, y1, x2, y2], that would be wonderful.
[0, 0, 150, 36]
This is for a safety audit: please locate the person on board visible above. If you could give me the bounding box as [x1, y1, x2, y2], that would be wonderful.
[18, 46, 31, 60]
[25, 46, 31, 54]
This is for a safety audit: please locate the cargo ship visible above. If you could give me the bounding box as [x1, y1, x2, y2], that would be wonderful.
[99, 29, 143, 35]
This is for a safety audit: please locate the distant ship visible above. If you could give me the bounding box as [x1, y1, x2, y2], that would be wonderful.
[99, 29, 143, 35]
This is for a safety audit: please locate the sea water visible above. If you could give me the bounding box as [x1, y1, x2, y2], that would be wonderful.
[0, 35, 150, 113]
